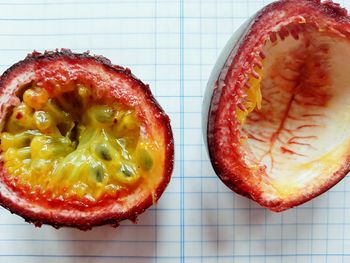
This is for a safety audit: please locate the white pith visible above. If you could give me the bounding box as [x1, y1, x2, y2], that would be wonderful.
[241, 25, 350, 200]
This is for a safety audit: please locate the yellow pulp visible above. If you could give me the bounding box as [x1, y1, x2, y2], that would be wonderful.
[0, 86, 160, 201]
[236, 64, 264, 124]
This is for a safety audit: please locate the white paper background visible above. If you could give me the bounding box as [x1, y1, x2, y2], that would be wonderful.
[0, 0, 350, 262]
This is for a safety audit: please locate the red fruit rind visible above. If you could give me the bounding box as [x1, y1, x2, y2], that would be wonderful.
[205, 0, 350, 211]
[0, 50, 174, 229]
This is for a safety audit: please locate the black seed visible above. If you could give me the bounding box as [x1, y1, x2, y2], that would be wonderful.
[93, 166, 104, 182]
[96, 145, 112, 161]
[139, 148, 153, 171]
[23, 137, 31, 146]
[121, 164, 134, 177]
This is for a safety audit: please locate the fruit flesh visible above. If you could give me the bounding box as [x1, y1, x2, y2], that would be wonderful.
[239, 22, 350, 201]
[0, 84, 162, 207]
[0, 51, 173, 229]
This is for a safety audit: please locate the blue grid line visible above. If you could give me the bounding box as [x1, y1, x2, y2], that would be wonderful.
[2, 254, 350, 258]
[2, 238, 350, 242]
[0, 0, 275, 5]
[0, 16, 256, 21]
[0, 32, 249, 36]
[199, 0, 203, 262]
[179, 0, 185, 261]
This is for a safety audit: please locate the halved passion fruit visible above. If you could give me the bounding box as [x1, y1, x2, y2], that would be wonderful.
[204, 0, 350, 211]
[0, 50, 173, 229]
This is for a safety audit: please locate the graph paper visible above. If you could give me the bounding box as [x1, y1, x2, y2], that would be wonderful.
[0, 0, 350, 262]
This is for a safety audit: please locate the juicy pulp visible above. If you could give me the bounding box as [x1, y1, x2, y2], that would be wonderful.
[1, 85, 162, 206]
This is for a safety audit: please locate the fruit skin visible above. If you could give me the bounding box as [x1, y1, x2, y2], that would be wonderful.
[203, 0, 350, 212]
[0, 50, 174, 230]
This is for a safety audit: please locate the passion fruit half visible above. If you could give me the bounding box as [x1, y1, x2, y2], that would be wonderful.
[204, 0, 350, 211]
[0, 50, 174, 229]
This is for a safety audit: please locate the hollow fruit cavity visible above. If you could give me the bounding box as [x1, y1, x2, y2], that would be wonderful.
[0, 84, 161, 207]
[239, 21, 350, 200]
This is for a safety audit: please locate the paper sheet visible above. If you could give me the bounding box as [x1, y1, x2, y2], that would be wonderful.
[0, 0, 350, 262]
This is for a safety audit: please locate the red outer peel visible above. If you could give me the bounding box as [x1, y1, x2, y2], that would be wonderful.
[204, 0, 350, 211]
[0, 50, 174, 229]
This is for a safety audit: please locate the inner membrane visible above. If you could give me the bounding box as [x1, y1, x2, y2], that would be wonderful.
[240, 23, 350, 198]
[0, 83, 160, 205]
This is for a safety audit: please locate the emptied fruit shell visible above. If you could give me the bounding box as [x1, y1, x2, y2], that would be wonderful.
[204, 0, 350, 211]
[0, 50, 174, 229]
